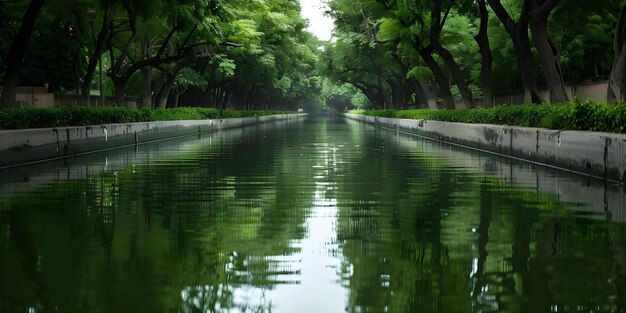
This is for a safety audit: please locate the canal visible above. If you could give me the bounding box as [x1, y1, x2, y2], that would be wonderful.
[1, 116, 625, 312]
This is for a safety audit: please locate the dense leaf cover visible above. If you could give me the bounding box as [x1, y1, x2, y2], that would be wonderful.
[1, 0, 626, 111]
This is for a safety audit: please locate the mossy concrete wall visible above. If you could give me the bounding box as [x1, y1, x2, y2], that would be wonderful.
[0, 114, 306, 168]
[344, 113, 626, 184]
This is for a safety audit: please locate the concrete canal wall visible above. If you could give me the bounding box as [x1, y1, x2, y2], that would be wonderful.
[0, 114, 306, 168]
[344, 113, 626, 184]
[389, 132, 626, 223]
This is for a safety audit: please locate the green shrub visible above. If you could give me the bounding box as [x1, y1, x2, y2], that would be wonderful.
[347, 100, 626, 134]
[0, 106, 290, 130]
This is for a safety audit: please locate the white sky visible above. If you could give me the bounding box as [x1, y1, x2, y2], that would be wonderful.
[299, 0, 334, 41]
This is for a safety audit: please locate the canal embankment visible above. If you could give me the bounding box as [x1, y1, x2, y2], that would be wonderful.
[384, 126, 626, 223]
[0, 114, 306, 168]
[343, 113, 626, 184]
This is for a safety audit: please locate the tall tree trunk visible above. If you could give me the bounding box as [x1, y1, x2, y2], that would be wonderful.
[413, 83, 429, 109]
[475, 0, 494, 107]
[515, 30, 542, 103]
[407, 79, 428, 109]
[530, 0, 568, 104]
[246, 88, 256, 109]
[390, 83, 401, 109]
[488, 0, 543, 104]
[157, 76, 175, 109]
[419, 81, 438, 109]
[141, 66, 152, 109]
[113, 79, 127, 107]
[354, 84, 378, 108]
[139, 40, 152, 109]
[608, 5, 626, 103]
[152, 74, 165, 108]
[430, 0, 474, 108]
[225, 90, 233, 109]
[81, 7, 115, 105]
[229, 86, 239, 108]
[420, 47, 455, 109]
[432, 42, 474, 108]
[217, 89, 224, 109]
[0, 0, 46, 107]
[173, 92, 180, 108]
[377, 77, 390, 109]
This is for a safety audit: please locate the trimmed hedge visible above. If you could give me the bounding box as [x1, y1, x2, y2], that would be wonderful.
[349, 100, 626, 134]
[0, 107, 290, 130]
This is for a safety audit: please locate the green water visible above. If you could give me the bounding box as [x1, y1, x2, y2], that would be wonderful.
[0, 117, 625, 313]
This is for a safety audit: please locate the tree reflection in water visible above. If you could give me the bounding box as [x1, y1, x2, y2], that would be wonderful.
[0, 117, 625, 313]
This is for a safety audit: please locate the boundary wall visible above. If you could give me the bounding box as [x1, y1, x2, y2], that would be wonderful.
[0, 114, 306, 168]
[343, 113, 626, 184]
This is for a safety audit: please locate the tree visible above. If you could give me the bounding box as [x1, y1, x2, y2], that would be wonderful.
[81, 2, 117, 105]
[0, 0, 46, 107]
[327, 0, 439, 109]
[104, 0, 219, 106]
[4, 0, 622, 110]
[329, 0, 488, 109]
[460, 0, 493, 107]
[477, 0, 493, 107]
[529, 0, 568, 103]
[608, 4, 626, 103]
[547, 0, 618, 81]
[169, 67, 207, 107]
[428, 0, 475, 108]
[487, 0, 543, 103]
[197, 0, 323, 110]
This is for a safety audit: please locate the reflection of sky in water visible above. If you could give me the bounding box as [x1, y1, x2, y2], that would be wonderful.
[220, 143, 347, 312]
[268, 145, 346, 313]
[1, 117, 625, 313]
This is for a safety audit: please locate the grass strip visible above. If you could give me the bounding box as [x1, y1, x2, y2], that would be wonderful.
[348, 100, 626, 134]
[0, 107, 291, 130]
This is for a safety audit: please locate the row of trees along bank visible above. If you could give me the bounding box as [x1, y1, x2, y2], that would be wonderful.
[321, 0, 626, 110]
[2, 0, 626, 111]
[0, 0, 325, 110]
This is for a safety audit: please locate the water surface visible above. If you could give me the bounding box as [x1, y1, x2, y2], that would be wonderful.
[1, 117, 625, 312]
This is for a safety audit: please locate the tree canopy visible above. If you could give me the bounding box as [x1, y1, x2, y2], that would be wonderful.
[1, 0, 625, 109]
[324, 0, 626, 108]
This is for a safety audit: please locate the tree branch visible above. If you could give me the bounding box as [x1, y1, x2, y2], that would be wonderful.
[121, 54, 185, 82]
[178, 24, 198, 51]
[487, 0, 516, 36]
[530, 0, 560, 20]
[155, 25, 181, 59]
[221, 41, 244, 47]
[440, 0, 454, 31]
[111, 29, 137, 74]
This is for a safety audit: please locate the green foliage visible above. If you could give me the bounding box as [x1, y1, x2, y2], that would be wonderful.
[320, 80, 370, 111]
[212, 55, 237, 79]
[0, 107, 289, 130]
[174, 68, 208, 94]
[351, 92, 372, 109]
[549, 0, 622, 80]
[2, 0, 623, 111]
[349, 100, 626, 133]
